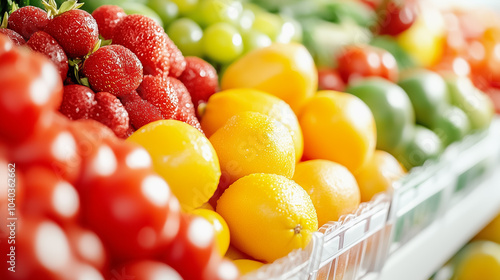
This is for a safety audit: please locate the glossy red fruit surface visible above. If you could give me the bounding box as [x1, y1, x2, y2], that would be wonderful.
[90, 92, 129, 138]
[318, 68, 345, 91]
[137, 75, 179, 119]
[120, 91, 164, 130]
[112, 260, 183, 280]
[113, 14, 171, 77]
[8, 6, 49, 40]
[166, 36, 186, 78]
[27, 31, 69, 81]
[59, 85, 96, 120]
[91, 5, 126, 40]
[83, 44, 143, 97]
[0, 28, 26, 45]
[45, 9, 99, 58]
[178, 56, 218, 109]
[0, 48, 62, 143]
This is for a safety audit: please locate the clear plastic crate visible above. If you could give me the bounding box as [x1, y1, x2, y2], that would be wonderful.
[244, 194, 391, 280]
[387, 119, 500, 254]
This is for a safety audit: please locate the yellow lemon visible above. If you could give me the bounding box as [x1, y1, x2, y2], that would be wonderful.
[209, 111, 295, 188]
[190, 208, 230, 256]
[127, 120, 220, 211]
[233, 259, 265, 275]
[216, 173, 318, 263]
[293, 159, 360, 226]
[201, 88, 303, 161]
[221, 43, 317, 114]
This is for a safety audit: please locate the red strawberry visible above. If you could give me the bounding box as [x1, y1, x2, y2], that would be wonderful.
[90, 91, 129, 138]
[177, 56, 218, 109]
[27, 31, 69, 81]
[82, 45, 143, 97]
[167, 77, 202, 132]
[0, 33, 13, 55]
[166, 37, 186, 78]
[59, 85, 96, 120]
[8, 6, 49, 40]
[91, 5, 126, 40]
[45, 9, 99, 58]
[0, 28, 26, 45]
[120, 91, 164, 130]
[113, 14, 170, 77]
[137, 75, 178, 119]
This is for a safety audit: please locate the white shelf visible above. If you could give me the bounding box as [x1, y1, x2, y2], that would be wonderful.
[379, 167, 500, 280]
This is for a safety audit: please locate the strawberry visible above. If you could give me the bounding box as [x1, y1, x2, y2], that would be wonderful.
[137, 75, 178, 119]
[167, 77, 202, 132]
[82, 44, 143, 97]
[166, 37, 186, 78]
[59, 85, 96, 120]
[91, 5, 126, 40]
[27, 31, 69, 81]
[0, 33, 13, 55]
[120, 91, 164, 130]
[8, 6, 49, 40]
[177, 56, 218, 109]
[0, 28, 25, 45]
[90, 91, 129, 138]
[45, 9, 99, 58]
[112, 14, 170, 77]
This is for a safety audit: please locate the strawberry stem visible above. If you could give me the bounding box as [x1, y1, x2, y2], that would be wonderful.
[42, 0, 84, 18]
[0, 12, 8, 28]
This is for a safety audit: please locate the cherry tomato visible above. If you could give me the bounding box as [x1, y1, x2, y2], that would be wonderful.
[9, 113, 80, 183]
[20, 166, 80, 225]
[65, 225, 108, 272]
[79, 140, 180, 261]
[0, 33, 13, 55]
[336, 45, 398, 84]
[0, 48, 62, 144]
[378, 0, 418, 36]
[161, 213, 240, 280]
[317, 68, 345, 92]
[111, 260, 182, 280]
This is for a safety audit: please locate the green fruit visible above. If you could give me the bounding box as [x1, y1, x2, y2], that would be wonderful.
[81, 0, 141, 13]
[394, 125, 442, 170]
[431, 105, 470, 147]
[192, 0, 242, 27]
[147, 0, 179, 26]
[251, 12, 283, 41]
[346, 77, 415, 153]
[241, 30, 272, 53]
[120, 2, 164, 27]
[167, 18, 203, 57]
[203, 22, 243, 63]
[445, 75, 494, 131]
[397, 69, 449, 127]
[170, 0, 198, 15]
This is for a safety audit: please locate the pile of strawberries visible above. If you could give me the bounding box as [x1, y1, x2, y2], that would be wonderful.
[0, 16, 239, 280]
[0, 0, 218, 138]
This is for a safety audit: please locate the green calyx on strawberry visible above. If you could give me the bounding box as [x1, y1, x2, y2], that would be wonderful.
[42, 0, 84, 18]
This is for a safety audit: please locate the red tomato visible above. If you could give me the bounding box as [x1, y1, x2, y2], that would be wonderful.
[65, 225, 108, 271]
[0, 48, 62, 144]
[9, 113, 81, 183]
[21, 166, 80, 225]
[79, 140, 180, 261]
[162, 213, 239, 280]
[378, 0, 418, 36]
[0, 33, 13, 55]
[111, 260, 183, 280]
[318, 68, 345, 91]
[336, 45, 398, 84]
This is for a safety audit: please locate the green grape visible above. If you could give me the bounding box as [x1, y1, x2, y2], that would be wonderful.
[194, 0, 242, 28]
[147, 0, 179, 26]
[171, 0, 199, 15]
[276, 16, 302, 44]
[251, 12, 283, 41]
[167, 18, 204, 57]
[238, 9, 255, 31]
[203, 22, 243, 64]
[120, 2, 164, 27]
[241, 29, 271, 54]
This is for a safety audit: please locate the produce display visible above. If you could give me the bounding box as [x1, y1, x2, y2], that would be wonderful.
[0, 0, 499, 279]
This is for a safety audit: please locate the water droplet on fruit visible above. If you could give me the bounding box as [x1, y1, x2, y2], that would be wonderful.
[35, 221, 71, 271]
[137, 226, 157, 249]
[93, 145, 117, 176]
[51, 132, 77, 162]
[126, 148, 152, 169]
